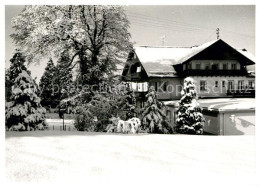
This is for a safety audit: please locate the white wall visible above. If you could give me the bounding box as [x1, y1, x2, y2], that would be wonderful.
[223, 112, 255, 135]
[192, 76, 255, 97]
[203, 110, 255, 135]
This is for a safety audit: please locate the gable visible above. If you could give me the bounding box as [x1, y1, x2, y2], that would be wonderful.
[183, 40, 255, 66]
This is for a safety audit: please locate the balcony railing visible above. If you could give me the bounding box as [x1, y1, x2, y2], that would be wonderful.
[182, 69, 248, 76]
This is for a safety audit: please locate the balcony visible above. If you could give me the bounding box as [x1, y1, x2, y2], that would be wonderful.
[182, 69, 248, 76]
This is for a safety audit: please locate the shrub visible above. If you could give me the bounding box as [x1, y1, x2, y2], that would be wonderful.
[73, 105, 96, 131]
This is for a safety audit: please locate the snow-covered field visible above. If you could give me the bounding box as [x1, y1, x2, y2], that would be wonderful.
[5, 131, 256, 185]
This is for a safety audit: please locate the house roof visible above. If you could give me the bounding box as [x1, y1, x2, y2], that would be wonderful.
[133, 39, 255, 77]
[141, 62, 178, 77]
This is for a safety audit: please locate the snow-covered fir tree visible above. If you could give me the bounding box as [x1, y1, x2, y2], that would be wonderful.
[5, 50, 29, 101]
[121, 87, 137, 120]
[39, 58, 57, 108]
[141, 86, 173, 134]
[6, 70, 46, 131]
[176, 77, 204, 134]
[55, 50, 73, 101]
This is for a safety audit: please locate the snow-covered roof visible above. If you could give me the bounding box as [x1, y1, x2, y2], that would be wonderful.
[236, 49, 256, 64]
[198, 98, 255, 111]
[134, 40, 218, 65]
[132, 39, 255, 77]
[133, 46, 190, 77]
[141, 62, 178, 77]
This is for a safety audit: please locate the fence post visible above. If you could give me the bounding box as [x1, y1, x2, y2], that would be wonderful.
[53, 125, 54, 131]
[63, 114, 65, 131]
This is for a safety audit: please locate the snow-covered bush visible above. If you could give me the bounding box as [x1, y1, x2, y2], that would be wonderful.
[5, 70, 46, 131]
[175, 77, 204, 134]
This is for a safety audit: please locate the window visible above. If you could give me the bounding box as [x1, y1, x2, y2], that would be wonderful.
[231, 63, 237, 70]
[195, 63, 201, 70]
[238, 80, 244, 90]
[249, 80, 255, 89]
[215, 81, 219, 87]
[223, 63, 227, 70]
[200, 80, 207, 91]
[136, 66, 141, 73]
[205, 63, 210, 70]
[188, 63, 192, 70]
[222, 81, 225, 87]
[228, 81, 234, 90]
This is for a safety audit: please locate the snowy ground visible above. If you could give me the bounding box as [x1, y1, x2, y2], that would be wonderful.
[5, 131, 256, 185]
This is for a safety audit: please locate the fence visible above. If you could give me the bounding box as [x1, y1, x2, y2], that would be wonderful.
[45, 119, 75, 131]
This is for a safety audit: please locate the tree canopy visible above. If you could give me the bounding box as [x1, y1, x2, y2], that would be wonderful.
[11, 5, 132, 85]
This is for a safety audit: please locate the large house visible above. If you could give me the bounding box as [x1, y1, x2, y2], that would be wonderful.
[121, 39, 255, 108]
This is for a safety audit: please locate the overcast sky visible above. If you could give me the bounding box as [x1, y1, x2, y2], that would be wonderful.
[5, 5, 255, 82]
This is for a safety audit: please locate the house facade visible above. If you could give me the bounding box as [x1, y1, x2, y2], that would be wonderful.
[121, 39, 255, 105]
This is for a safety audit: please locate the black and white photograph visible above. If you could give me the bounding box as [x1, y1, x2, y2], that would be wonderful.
[1, 1, 259, 185]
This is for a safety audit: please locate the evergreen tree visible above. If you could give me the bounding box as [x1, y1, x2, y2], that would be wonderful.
[5, 70, 12, 102]
[5, 70, 46, 131]
[121, 87, 137, 120]
[141, 86, 173, 134]
[54, 51, 74, 117]
[5, 51, 29, 101]
[176, 77, 204, 134]
[55, 50, 73, 101]
[39, 58, 57, 108]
